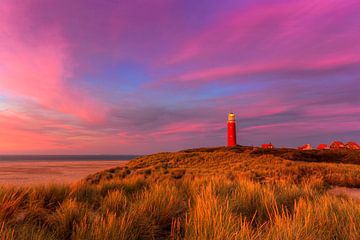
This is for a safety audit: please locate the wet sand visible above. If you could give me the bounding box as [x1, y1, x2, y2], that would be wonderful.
[0, 160, 128, 185]
[329, 186, 360, 202]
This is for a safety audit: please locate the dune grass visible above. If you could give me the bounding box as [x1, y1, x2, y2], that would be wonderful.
[0, 146, 359, 239]
[0, 176, 359, 239]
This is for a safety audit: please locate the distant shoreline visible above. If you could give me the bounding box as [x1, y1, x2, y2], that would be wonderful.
[0, 155, 141, 162]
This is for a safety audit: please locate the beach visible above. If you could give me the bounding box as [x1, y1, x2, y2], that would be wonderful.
[0, 160, 128, 185]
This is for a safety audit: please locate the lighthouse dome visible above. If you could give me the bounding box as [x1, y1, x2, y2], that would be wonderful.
[228, 112, 236, 122]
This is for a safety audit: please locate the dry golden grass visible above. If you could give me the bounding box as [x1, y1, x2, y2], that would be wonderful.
[0, 146, 359, 239]
[117, 146, 360, 187]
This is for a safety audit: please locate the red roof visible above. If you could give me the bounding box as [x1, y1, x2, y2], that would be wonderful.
[298, 144, 312, 150]
[330, 141, 345, 149]
[345, 142, 360, 149]
[317, 144, 328, 150]
[261, 143, 274, 149]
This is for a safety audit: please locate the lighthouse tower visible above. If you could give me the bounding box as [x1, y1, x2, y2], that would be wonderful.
[227, 112, 237, 147]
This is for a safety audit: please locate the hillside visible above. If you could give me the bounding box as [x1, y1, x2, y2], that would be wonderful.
[87, 146, 360, 188]
[1, 146, 360, 239]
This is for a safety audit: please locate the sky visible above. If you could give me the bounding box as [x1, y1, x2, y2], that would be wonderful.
[0, 0, 359, 154]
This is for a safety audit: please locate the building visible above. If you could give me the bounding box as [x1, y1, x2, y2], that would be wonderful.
[261, 143, 274, 149]
[298, 144, 312, 150]
[317, 144, 328, 150]
[227, 113, 237, 147]
[345, 142, 360, 150]
[330, 141, 345, 149]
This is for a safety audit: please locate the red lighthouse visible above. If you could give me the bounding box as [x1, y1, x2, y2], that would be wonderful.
[227, 112, 237, 147]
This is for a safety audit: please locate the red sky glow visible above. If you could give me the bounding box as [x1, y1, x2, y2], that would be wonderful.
[0, 0, 359, 154]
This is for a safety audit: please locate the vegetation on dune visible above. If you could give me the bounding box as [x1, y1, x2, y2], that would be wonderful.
[249, 147, 360, 165]
[0, 146, 360, 239]
[119, 146, 360, 188]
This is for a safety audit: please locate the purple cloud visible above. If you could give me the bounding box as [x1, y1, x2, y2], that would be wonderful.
[0, 0, 359, 154]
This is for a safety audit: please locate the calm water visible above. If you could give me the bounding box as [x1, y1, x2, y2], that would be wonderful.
[0, 155, 139, 162]
[0, 155, 139, 185]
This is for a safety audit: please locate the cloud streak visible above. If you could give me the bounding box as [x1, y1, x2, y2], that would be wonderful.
[0, 0, 359, 154]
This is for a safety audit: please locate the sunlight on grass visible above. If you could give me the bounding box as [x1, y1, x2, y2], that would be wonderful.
[0, 147, 359, 239]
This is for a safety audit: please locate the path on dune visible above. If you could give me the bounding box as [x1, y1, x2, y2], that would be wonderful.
[329, 186, 360, 202]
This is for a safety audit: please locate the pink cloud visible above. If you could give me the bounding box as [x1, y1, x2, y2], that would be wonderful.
[150, 0, 360, 89]
[153, 54, 360, 88]
[113, 120, 226, 153]
[161, 0, 360, 83]
[0, 0, 359, 154]
[152, 121, 223, 136]
[0, 111, 68, 153]
[304, 104, 360, 118]
[161, 62, 283, 84]
[0, 107, 123, 154]
[0, 2, 107, 123]
[241, 117, 360, 139]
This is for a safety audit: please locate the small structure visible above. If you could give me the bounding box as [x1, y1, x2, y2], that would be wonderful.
[298, 144, 312, 150]
[345, 142, 360, 150]
[261, 143, 274, 149]
[317, 144, 328, 150]
[330, 141, 346, 149]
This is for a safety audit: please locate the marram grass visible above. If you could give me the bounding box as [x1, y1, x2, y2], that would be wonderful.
[0, 146, 359, 239]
